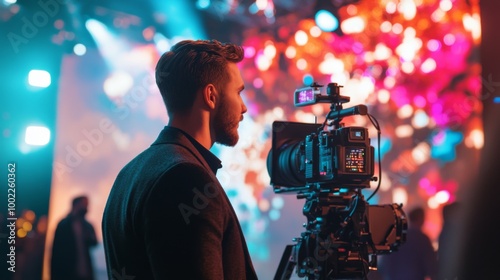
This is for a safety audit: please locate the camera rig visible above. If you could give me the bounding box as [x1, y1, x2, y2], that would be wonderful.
[267, 83, 407, 280]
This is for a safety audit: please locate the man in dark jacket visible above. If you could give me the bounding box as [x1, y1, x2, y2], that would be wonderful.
[102, 39, 257, 279]
[51, 195, 97, 280]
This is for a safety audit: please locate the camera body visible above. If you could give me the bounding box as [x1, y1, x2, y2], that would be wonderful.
[270, 122, 374, 191]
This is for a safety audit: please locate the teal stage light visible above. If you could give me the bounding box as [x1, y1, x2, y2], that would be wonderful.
[28, 69, 51, 88]
[24, 125, 51, 146]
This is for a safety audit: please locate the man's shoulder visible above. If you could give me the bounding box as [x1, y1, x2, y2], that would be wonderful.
[54, 215, 75, 235]
[112, 140, 207, 193]
[58, 214, 74, 224]
[128, 140, 200, 170]
[122, 126, 209, 173]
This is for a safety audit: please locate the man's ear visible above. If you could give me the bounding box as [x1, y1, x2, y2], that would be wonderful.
[203, 84, 217, 110]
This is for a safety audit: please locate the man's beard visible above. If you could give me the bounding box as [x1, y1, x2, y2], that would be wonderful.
[213, 95, 240, 147]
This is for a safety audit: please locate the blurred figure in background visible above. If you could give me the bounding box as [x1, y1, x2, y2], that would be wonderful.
[51, 195, 97, 280]
[377, 206, 438, 280]
[437, 201, 462, 280]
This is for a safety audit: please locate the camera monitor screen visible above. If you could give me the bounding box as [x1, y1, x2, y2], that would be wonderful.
[294, 87, 316, 106]
[344, 147, 365, 173]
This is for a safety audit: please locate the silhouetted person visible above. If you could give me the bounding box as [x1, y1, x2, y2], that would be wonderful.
[437, 201, 462, 280]
[102, 40, 257, 279]
[51, 195, 97, 280]
[378, 206, 438, 280]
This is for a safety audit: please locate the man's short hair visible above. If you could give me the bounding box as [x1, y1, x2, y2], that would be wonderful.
[155, 39, 244, 115]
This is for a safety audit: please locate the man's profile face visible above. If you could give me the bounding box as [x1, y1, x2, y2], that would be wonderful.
[213, 62, 247, 147]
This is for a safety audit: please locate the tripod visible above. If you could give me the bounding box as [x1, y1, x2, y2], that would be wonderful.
[273, 186, 406, 280]
[274, 188, 373, 280]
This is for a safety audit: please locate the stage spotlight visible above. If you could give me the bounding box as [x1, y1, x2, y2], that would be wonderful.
[150, 0, 206, 39]
[24, 125, 51, 146]
[103, 71, 134, 98]
[85, 19, 109, 40]
[85, 18, 126, 67]
[28, 70, 51, 88]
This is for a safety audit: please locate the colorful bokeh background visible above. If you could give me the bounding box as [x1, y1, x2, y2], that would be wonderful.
[0, 0, 487, 279]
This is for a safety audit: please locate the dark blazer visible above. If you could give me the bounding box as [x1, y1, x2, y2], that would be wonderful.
[102, 126, 258, 279]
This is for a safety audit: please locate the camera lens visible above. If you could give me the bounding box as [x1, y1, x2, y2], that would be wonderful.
[267, 141, 306, 187]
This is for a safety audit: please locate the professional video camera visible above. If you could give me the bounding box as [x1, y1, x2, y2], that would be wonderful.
[267, 83, 407, 280]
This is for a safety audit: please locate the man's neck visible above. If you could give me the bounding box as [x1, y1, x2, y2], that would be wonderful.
[168, 116, 213, 149]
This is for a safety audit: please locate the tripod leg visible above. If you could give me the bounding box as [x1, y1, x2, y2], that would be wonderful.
[274, 245, 296, 280]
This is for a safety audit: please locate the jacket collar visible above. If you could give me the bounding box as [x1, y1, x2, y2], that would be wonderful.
[152, 126, 221, 174]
